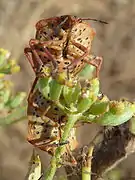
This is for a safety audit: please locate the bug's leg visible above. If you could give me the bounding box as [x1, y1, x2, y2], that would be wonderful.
[36, 142, 60, 156]
[27, 76, 40, 106]
[27, 78, 51, 116]
[60, 153, 77, 167]
[58, 117, 77, 165]
[65, 144, 77, 165]
[67, 41, 89, 71]
[68, 39, 103, 77]
[36, 137, 58, 148]
[32, 28, 67, 51]
[24, 47, 39, 73]
[84, 56, 103, 77]
[69, 40, 89, 59]
[37, 139, 69, 150]
[29, 39, 58, 70]
[28, 137, 59, 154]
[58, 117, 63, 143]
[41, 113, 58, 127]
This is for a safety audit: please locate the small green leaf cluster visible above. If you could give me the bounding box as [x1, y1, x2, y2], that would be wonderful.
[0, 48, 26, 126]
[37, 65, 135, 127]
[42, 64, 135, 180]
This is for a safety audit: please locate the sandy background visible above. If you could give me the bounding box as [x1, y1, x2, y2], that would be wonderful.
[0, 0, 135, 179]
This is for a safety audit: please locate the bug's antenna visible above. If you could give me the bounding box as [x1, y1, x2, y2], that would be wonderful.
[81, 18, 108, 24]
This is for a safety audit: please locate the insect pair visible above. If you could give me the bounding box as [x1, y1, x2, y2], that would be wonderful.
[25, 15, 107, 165]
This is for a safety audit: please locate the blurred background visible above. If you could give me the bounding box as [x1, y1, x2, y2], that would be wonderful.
[0, 0, 135, 179]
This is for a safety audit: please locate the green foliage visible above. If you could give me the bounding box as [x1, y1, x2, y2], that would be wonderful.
[0, 48, 26, 126]
[1, 47, 135, 180]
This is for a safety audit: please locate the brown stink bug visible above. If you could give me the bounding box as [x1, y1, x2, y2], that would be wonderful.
[24, 15, 106, 79]
[24, 16, 70, 74]
[35, 15, 106, 77]
[24, 15, 107, 90]
[64, 20, 99, 76]
[27, 88, 78, 164]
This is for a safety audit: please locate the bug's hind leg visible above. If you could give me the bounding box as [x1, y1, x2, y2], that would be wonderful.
[24, 46, 43, 73]
[84, 56, 103, 78]
[67, 41, 89, 75]
[67, 40, 103, 78]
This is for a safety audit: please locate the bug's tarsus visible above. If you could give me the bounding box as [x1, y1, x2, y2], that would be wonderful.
[59, 140, 69, 146]
[28, 39, 44, 70]
[24, 47, 37, 73]
[28, 38, 58, 73]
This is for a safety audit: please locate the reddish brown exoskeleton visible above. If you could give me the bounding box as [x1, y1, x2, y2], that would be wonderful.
[27, 88, 78, 164]
[24, 16, 69, 74]
[24, 15, 107, 79]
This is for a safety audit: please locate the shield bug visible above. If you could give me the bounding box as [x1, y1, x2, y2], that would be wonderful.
[35, 15, 106, 77]
[24, 15, 106, 79]
[24, 16, 70, 74]
[27, 88, 78, 163]
[65, 19, 103, 77]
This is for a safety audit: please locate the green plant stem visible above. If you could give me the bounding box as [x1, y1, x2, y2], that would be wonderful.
[82, 167, 91, 180]
[45, 114, 80, 180]
[0, 105, 27, 126]
[82, 146, 94, 180]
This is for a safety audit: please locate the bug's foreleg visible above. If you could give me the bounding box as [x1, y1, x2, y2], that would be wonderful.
[24, 47, 38, 73]
[29, 39, 58, 70]
[27, 77, 39, 105]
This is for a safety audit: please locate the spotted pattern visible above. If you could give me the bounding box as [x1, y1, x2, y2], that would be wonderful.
[66, 22, 96, 75]
[27, 89, 77, 155]
[33, 16, 96, 77]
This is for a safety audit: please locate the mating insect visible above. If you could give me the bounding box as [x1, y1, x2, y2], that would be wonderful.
[27, 88, 78, 164]
[24, 15, 106, 83]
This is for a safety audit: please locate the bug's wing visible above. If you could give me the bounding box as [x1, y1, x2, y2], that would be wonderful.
[27, 90, 59, 152]
[67, 22, 96, 58]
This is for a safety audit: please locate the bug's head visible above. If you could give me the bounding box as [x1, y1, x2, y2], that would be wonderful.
[58, 15, 79, 30]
